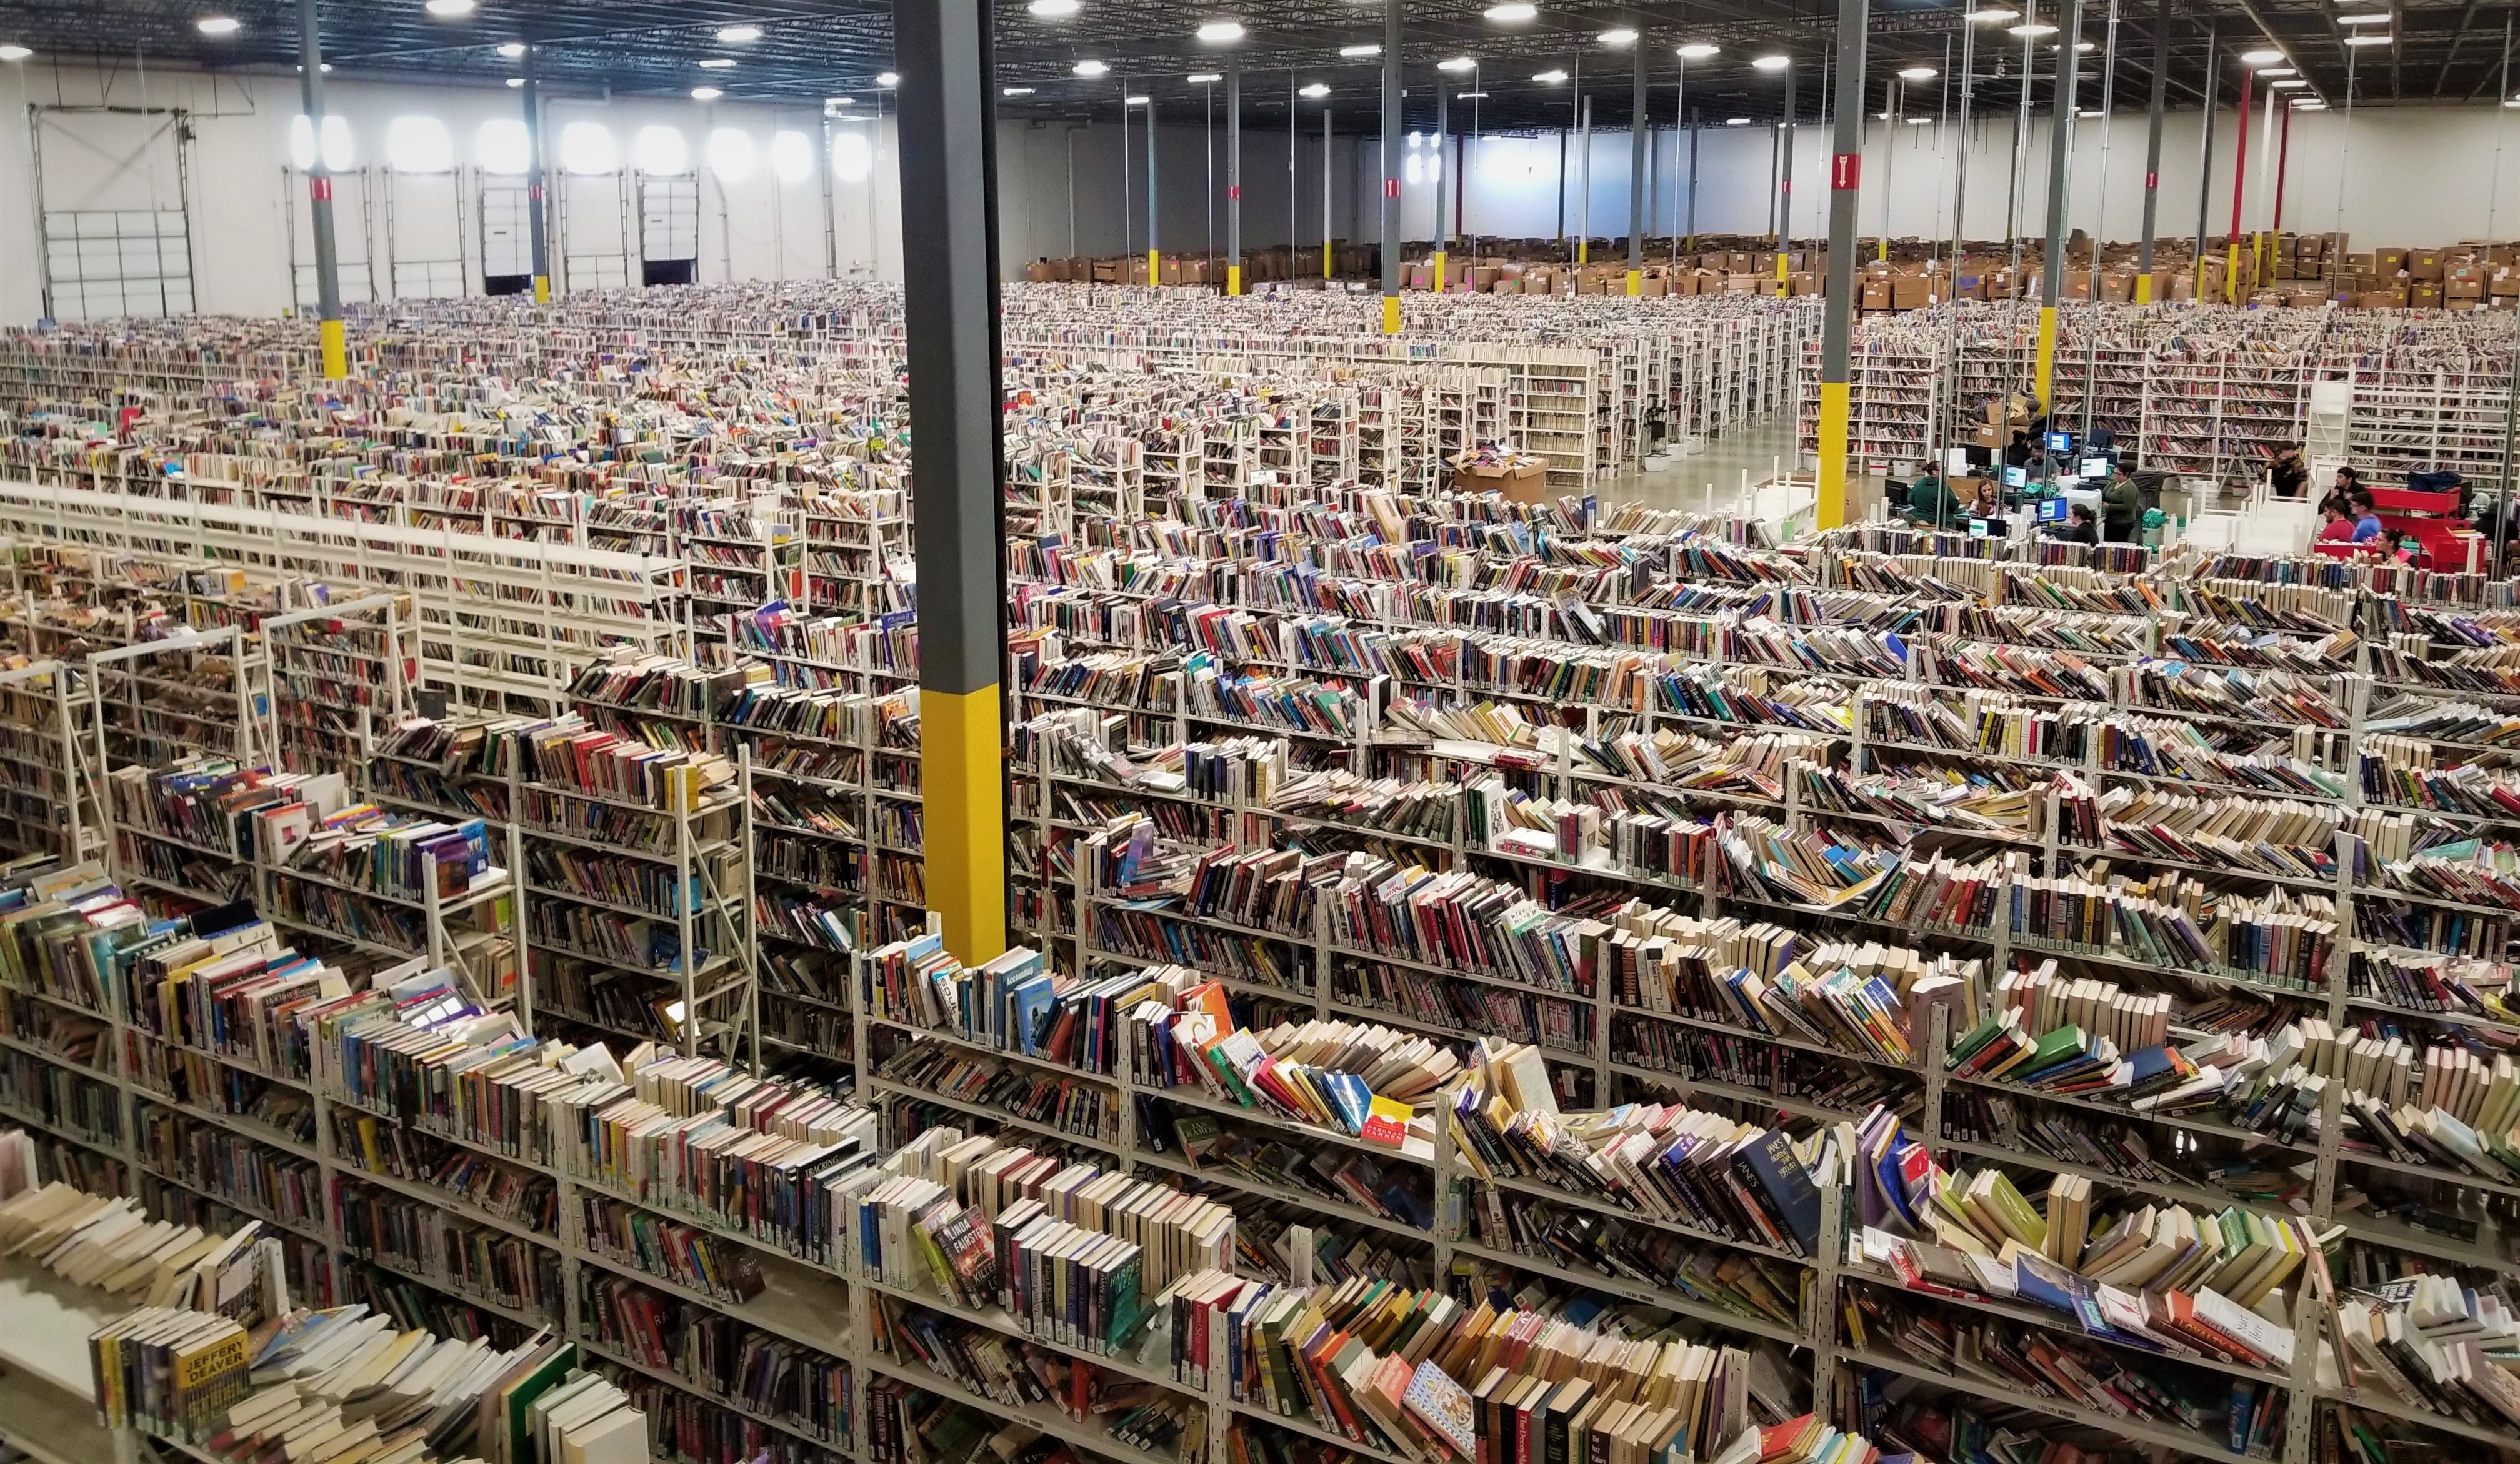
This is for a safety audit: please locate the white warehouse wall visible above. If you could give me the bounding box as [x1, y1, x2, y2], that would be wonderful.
[4, 52, 2519, 329]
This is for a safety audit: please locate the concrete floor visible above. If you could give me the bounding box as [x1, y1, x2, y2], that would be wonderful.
[1615, 416, 1809, 514]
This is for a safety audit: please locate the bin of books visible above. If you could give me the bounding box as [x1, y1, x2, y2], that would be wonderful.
[1448, 446, 1550, 504]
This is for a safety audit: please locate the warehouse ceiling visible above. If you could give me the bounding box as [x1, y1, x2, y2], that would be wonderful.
[0, 0, 2500, 132]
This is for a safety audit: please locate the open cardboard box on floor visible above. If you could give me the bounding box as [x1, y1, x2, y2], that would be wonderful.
[1450, 452, 1550, 503]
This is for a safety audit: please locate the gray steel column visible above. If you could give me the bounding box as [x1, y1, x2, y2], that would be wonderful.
[1818, 0, 1867, 531]
[2034, 0, 2082, 415]
[1434, 71, 1450, 288]
[1147, 94, 1159, 280]
[298, 0, 346, 376]
[1380, 0, 1400, 329]
[1228, 58, 1243, 292]
[524, 44, 551, 302]
[2194, 19, 2218, 302]
[1627, 36, 1645, 289]
[892, 0, 1008, 962]
[2136, 0, 2167, 301]
[1778, 65, 1795, 285]
[1942, 0, 1978, 467]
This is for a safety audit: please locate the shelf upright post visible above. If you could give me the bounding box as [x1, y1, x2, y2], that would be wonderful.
[742, 744, 762, 1077]
[2134, 0, 2168, 303]
[1379, 0, 1401, 334]
[1227, 57, 1243, 296]
[2032, 0, 2082, 423]
[676, 799, 697, 1058]
[1810, 1181, 1844, 1420]
[895, 0, 1009, 966]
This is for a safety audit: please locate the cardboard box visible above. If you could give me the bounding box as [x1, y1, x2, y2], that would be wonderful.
[1724, 272, 1760, 294]
[2411, 281, 2445, 307]
[1637, 275, 1668, 297]
[1451, 456, 1549, 503]
[1892, 276, 1932, 309]
[1861, 279, 1893, 309]
[2449, 278, 2486, 302]
[2098, 271, 2133, 302]
[2410, 251, 2447, 281]
[1789, 271, 1822, 297]
[1662, 271, 1697, 296]
[2376, 247, 2410, 272]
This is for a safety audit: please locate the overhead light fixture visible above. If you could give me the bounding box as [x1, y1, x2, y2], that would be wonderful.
[2296, 99, 2328, 109]
[496, 41, 526, 57]
[1969, 7, 2020, 20]
[717, 25, 762, 43]
[1004, 85, 1037, 95]
[1126, 94, 1150, 104]
[877, 71, 898, 86]
[1299, 81, 1330, 97]
[2077, 108, 2101, 117]
[2268, 78, 2306, 87]
[0, 44, 29, 61]
[2256, 67, 2296, 76]
[424, 0, 476, 16]
[1599, 29, 1638, 46]
[2344, 32, 2391, 44]
[699, 58, 737, 69]
[1725, 116, 1751, 125]
[2338, 9, 2389, 21]
[829, 95, 854, 106]
[1907, 115, 1934, 124]
[506, 76, 524, 87]
[2009, 22, 2057, 37]
[1899, 66, 1936, 79]
[1197, 21, 1245, 42]
[1188, 72, 1222, 83]
[1341, 44, 1381, 57]
[2240, 47, 2284, 64]
[1484, 3, 1539, 22]
[1458, 91, 1489, 98]
[1875, 111, 1891, 119]
[1676, 43, 1718, 60]
[1752, 54, 1790, 71]
[1073, 59, 1108, 76]
[1439, 56, 1478, 71]
[2073, 40, 2095, 50]
[196, 16, 241, 36]
[691, 86, 724, 101]
[1533, 68, 1568, 82]
[1030, 0, 1081, 14]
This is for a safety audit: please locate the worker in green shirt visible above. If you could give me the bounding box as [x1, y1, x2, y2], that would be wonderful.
[1904, 466, 1962, 528]
[2100, 468, 2145, 543]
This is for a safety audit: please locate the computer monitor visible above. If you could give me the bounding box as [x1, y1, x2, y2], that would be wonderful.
[2080, 456, 2113, 479]
[2038, 496, 2068, 523]
[2045, 430, 2074, 454]
[2002, 466, 2029, 489]
[1967, 517, 1994, 539]
[1944, 447, 1974, 476]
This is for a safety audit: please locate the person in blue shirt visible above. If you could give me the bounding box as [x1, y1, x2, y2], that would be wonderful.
[2349, 489, 2386, 543]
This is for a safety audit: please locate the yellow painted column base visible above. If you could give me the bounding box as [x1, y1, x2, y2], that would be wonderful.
[1382, 294, 1401, 334]
[1578, 241, 1589, 265]
[2034, 305, 2060, 414]
[1625, 269, 1641, 297]
[1227, 264, 1242, 296]
[1816, 380, 1851, 531]
[532, 275, 551, 304]
[1324, 244, 1333, 281]
[1148, 249, 1160, 285]
[2134, 274, 2152, 305]
[1432, 251, 1447, 294]
[319, 317, 348, 381]
[922, 684, 1009, 967]
[2225, 241, 2242, 303]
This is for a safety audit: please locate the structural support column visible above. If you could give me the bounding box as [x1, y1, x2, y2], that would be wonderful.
[2193, 20, 2218, 302]
[1818, 0, 1868, 530]
[1381, 0, 1401, 332]
[1227, 59, 1243, 294]
[1147, 100, 1160, 284]
[2135, 0, 2166, 302]
[894, 0, 1008, 965]
[1433, 75, 1450, 292]
[2226, 61, 2252, 302]
[1324, 108, 1334, 280]
[1626, 37, 1646, 294]
[524, 46, 552, 303]
[1777, 70, 1796, 289]
[297, 0, 346, 379]
[2034, 0, 2082, 416]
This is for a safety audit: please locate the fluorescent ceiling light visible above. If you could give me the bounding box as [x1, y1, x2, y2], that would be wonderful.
[1484, 3, 1538, 22]
[424, 0, 476, 16]
[1299, 81, 1329, 97]
[1725, 116, 1751, 125]
[1599, 29, 1638, 46]
[828, 95, 854, 106]
[1752, 54, 1791, 71]
[877, 71, 898, 85]
[1969, 7, 2020, 20]
[2240, 47, 2283, 64]
[0, 44, 30, 61]
[1675, 44, 1718, 60]
[2072, 41, 2094, 50]
[196, 16, 241, 36]
[1126, 95, 1149, 104]
[1341, 43, 1380, 56]
[506, 76, 523, 87]
[2009, 23, 2057, 37]
[1029, 0, 1081, 14]
[1875, 111, 1891, 119]
[1073, 59, 1108, 76]
[2077, 108, 2101, 117]
[2296, 99, 2328, 109]
[699, 58, 737, 69]
[2268, 79, 2306, 87]
[2255, 67, 2296, 76]
[2338, 9, 2389, 21]
[1899, 66, 1936, 80]
[1197, 21, 1245, 42]
[1188, 73, 1222, 83]
[2344, 32, 2390, 44]
[497, 41, 526, 57]
[1003, 85, 1036, 95]
[1439, 56, 1477, 71]
[717, 25, 762, 42]
[1533, 68, 1568, 82]
[1908, 115, 1933, 124]
[691, 87, 724, 101]
[1458, 91, 1488, 98]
